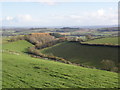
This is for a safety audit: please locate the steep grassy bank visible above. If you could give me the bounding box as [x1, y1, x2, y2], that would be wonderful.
[2, 40, 119, 88]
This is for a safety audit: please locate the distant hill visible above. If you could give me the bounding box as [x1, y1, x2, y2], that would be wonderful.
[2, 25, 117, 29]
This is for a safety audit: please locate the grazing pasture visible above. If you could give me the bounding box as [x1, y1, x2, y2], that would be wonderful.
[2, 40, 118, 88]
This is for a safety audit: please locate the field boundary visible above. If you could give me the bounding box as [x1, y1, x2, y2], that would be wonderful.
[80, 42, 120, 47]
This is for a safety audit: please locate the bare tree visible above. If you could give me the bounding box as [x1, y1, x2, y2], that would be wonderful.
[101, 60, 115, 71]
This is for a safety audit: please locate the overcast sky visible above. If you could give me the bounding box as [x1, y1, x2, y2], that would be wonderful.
[1, 2, 118, 27]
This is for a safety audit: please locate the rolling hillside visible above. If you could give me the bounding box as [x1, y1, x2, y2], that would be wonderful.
[3, 40, 33, 53]
[41, 41, 118, 68]
[2, 40, 119, 88]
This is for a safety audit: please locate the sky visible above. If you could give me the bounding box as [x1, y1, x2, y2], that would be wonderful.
[0, 1, 118, 27]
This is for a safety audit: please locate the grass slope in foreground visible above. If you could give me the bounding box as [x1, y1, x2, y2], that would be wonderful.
[83, 37, 120, 45]
[2, 40, 118, 88]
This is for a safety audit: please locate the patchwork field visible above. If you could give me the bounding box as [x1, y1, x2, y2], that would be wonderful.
[41, 41, 118, 68]
[2, 40, 119, 88]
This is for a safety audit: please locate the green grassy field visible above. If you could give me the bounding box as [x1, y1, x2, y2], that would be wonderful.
[2, 40, 119, 88]
[83, 37, 120, 45]
[2, 40, 33, 53]
[41, 42, 118, 68]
